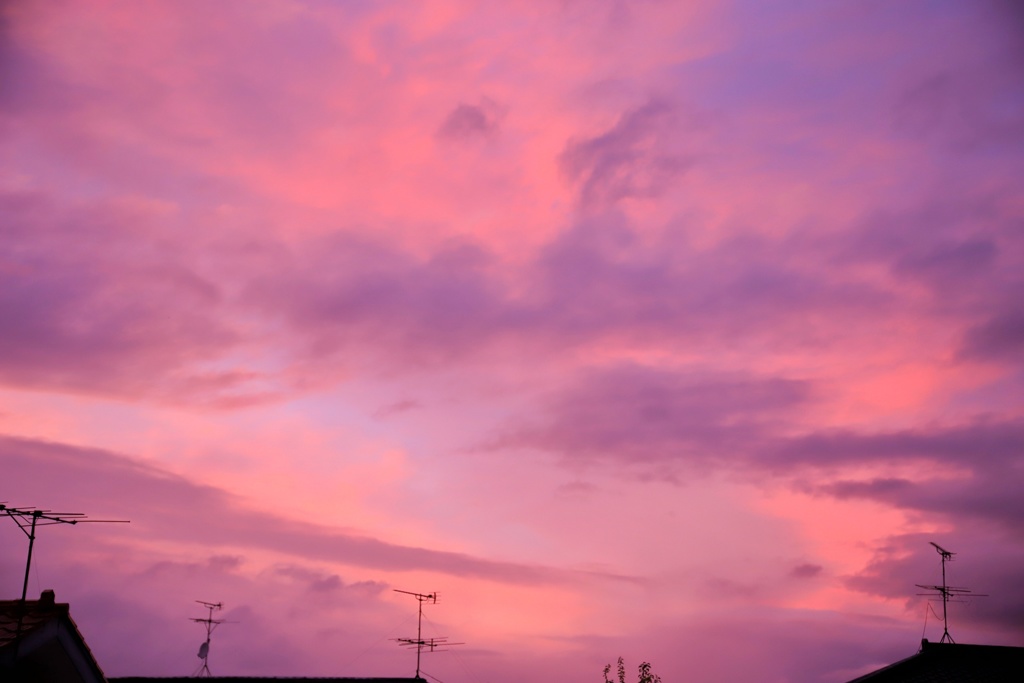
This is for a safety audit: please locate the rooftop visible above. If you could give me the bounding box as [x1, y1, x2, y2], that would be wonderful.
[0, 589, 107, 682]
[848, 639, 1024, 682]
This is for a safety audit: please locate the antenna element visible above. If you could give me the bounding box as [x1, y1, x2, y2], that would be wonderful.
[392, 589, 461, 678]
[0, 504, 129, 601]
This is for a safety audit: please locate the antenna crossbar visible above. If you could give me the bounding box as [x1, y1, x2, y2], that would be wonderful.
[393, 589, 438, 602]
[396, 636, 453, 651]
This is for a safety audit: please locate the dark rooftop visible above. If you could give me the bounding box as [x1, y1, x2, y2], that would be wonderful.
[0, 588, 66, 651]
[0, 589, 107, 682]
[847, 639, 1024, 682]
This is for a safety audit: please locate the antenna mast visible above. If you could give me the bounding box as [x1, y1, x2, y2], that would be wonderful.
[915, 541, 985, 643]
[393, 589, 458, 679]
[191, 600, 226, 678]
[0, 504, 129, 601]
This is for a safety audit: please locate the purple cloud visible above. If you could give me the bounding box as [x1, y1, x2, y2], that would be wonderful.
[437, 101, 502, 141]
[249, 216, 861, 369]
[0, 190, 248, 403]
[767, 421, 1024, 469]
[790, 563, 824, 580]
[958, 311, 1024, 363]
[493, 363, 1024, 534]
[891, 58, 1024, 150]
[560, 100, 695, 209]
[491, 364, 811, 466]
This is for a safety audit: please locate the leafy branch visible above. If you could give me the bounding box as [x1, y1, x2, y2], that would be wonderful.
[603, 657, 662, 683]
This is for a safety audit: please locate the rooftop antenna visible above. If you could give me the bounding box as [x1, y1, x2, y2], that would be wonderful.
[191, 600, 227, 678]
[915, 542, 986, 643]
[392, 589, 460, 679]
[0, 504, 130, 601]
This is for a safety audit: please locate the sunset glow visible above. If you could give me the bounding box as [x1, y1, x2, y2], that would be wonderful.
[2, 2, 1023, 682]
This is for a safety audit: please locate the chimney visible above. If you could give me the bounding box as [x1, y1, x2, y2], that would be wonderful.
[39, 589, 56, 607]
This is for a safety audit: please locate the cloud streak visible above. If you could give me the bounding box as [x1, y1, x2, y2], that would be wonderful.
[1, 434, 633, 586]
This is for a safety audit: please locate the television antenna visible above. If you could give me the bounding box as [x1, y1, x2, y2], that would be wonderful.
[392, 589, 461, 678]
[916, 542, 986, 643]
[0, 504, 130, 601]
[191, 600, 229, 678]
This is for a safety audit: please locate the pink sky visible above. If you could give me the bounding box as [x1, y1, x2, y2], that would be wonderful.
[1, 1, 1023, 681]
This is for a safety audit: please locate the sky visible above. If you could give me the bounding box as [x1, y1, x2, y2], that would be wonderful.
[1, 1, 1023, 681]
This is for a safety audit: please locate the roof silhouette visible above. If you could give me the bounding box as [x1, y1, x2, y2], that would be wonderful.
[0, 589, 107, 682]
[847, 639, 1024, 682]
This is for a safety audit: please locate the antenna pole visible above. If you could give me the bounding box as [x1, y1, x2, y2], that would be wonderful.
[21, 511, 39, 602]
[940, 548, 950, 643]
[416, 595, 423, 677]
